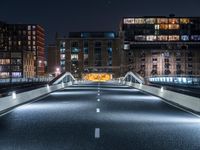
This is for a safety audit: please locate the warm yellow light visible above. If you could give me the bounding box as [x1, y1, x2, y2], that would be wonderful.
[83, 73, 112, 82]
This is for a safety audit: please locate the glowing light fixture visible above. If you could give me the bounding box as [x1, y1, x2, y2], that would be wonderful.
[12, 91, 16, 99]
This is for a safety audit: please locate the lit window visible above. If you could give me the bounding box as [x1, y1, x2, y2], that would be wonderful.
[124, 18, 135, 24]
[157, 35, 168, 41]
[28, 26, 31, 30]
[12, 72, 21, 78]
[157, 18, 168, 24]
[71, 54, 78, 61]
[60, 60, 65, 66]
[71, 47, 79, 53]
[180, 18, 190, 24]
[145, 18, 156, 24]
[181, 35, 189, 41]
[169, 24, 180, 29]
[155, 25, 159, 30]
[160, 24, 168, 30]
[169, 18, 179, 24]
[169, 35, 180, 41]
[60, 54, 65, 60]
[146, 35, 157, 41]
[28, 36, 31, 40]
[33, 41, 36, 45]
[60, 48, 65, 53]
[32, 31, 36, 35]
[18, 41, 21, 46]
[135, 18, 145, 24]
[191, 35, 200, 41]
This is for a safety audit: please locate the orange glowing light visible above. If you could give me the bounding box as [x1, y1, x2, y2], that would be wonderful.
[83, 73, 112, 82]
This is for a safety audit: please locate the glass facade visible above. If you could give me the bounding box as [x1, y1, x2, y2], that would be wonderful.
[123, 17, 200, 42]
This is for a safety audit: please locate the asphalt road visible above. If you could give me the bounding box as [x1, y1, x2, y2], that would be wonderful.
[0, 81, 200, 150]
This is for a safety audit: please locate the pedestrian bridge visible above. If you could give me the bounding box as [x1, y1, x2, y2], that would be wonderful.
[0, 72, 200, 149]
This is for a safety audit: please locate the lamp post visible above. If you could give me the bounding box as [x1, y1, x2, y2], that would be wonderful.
[55, 67, 61, 76]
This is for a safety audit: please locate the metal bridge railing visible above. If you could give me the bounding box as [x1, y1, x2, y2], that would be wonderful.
[147, 75, 200, 87]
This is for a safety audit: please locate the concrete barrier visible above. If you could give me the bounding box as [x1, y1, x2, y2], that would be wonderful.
[0, 82, 72, 113]
[126, 82, 200, 112]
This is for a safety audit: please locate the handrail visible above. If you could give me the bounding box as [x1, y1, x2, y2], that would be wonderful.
[50, 72, 76, 85]
[123, 71, 145, 84]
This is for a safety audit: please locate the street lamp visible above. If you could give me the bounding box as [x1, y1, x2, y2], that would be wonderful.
[55, 67, 61, 76]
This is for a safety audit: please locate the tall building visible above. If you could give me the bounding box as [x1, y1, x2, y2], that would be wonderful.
[0, 22, 45, 79]
[48, 32, 121, 78]
[47, 43, 59, 74]
[120, 15, 200, 77]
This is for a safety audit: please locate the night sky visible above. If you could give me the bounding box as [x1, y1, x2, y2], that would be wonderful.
[0, 0, 200, 44]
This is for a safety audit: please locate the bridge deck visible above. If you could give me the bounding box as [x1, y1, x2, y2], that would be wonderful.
[0, 82, 200, 150]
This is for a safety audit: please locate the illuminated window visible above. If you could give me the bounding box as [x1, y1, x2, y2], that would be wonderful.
[157, 18, 168, 24]
[28, 26, 31, 30]
[146, 35, 157, 41]
[0, 59, 10, 64]
[60, 60, 65, 66]
[157, 36, 168, 41]
[160, 24, 168, 30]
[28, 36, 31, 40]
[169, 24, 180, 29]
[134, 18, 145, 24]
[32, 31, 36, 35]
[135, 35, 146, 41]
[60, 54, 65, 60]
[191, 35, 200, 41]
[60, 48, 65, 53]
[71, 54, 78, 61]
[28, 41, 31, 45]
[124, 44, 130, 50]
[155, 25, 159, 30]
[169, 18, 179, 24]
[0, 72, 9, 78]
[18, 41, 21, 46]
[180, 18, 190, 24]
[181, 35, 189, 41]
[12, 72, 21, 78]
[71, 47, 79, 53]
[169, 35, 179, 41]
[33, 41, 36, 45]
[124, 18, 135, 24]
[146, 18, 156, 24]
